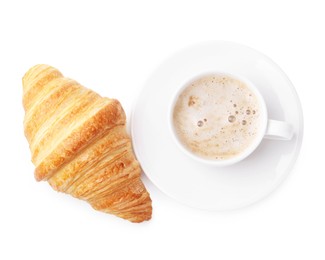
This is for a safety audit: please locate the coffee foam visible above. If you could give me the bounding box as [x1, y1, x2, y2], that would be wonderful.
[172, 74, 261, 160]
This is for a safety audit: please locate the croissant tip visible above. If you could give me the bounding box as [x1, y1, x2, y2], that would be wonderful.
[127, 213, 153, 223]
[34, 166, 48, 182]
[34, 172, 43, 182]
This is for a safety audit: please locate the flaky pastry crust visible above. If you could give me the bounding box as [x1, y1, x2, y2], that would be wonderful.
[23, 64, 152, 223]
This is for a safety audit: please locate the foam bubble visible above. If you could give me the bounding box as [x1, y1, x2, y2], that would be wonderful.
[228, 115, 236, 123]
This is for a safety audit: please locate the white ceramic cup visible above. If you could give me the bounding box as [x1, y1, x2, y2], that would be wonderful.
[169, 72, 294, 166]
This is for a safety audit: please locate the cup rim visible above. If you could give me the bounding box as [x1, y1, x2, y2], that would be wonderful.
[168, 71, 268, 166]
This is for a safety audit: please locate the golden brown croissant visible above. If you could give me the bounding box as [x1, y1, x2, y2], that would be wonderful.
[22, 64, 152, 223]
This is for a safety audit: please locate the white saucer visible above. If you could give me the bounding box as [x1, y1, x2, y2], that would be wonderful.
[131, 41, 303, 211]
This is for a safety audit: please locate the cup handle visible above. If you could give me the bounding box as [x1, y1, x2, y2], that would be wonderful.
[264, 119, 294, 140]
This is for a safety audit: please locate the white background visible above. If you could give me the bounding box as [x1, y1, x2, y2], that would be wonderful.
[0, 0, 323, 259]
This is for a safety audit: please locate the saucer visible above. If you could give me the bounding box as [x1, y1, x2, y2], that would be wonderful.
[131, 41, 303, 210]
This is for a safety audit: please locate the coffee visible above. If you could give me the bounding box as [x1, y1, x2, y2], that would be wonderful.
[172, 74, 261, 160]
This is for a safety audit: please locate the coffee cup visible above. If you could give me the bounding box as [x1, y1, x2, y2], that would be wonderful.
[169, 72, 293, 166]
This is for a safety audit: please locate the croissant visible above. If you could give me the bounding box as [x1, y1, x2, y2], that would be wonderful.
[22, 64, 152, 223]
